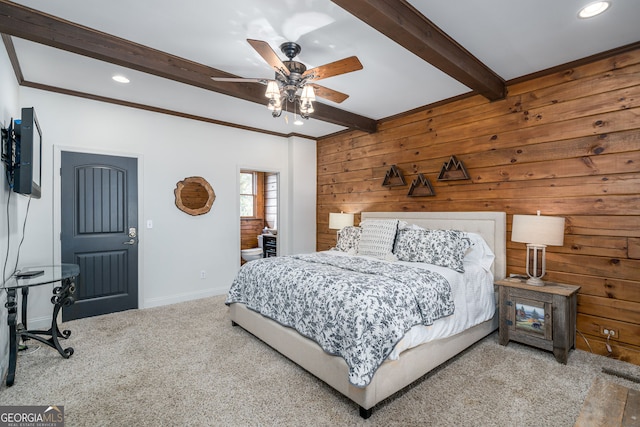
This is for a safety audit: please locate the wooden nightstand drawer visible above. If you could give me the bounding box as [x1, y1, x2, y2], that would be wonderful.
[495, 278, 580, 364]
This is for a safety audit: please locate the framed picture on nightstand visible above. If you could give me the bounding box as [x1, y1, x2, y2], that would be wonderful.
[514, 298, 551, 340]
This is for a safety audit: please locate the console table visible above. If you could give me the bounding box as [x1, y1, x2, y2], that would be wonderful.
[2, 264, 79, 386]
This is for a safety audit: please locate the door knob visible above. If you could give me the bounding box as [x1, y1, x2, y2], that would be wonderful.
[123, 239, 136, 245]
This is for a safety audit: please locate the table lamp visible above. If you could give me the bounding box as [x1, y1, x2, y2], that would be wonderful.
[511, 211, 565, 286]
[329, 212, 354, 242]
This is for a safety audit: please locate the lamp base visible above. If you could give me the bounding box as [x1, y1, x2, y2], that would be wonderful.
[525, 276, 545, 286]
[525, 244, 548, 287]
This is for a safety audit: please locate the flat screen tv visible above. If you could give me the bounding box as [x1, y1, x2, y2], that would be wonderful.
[13, 107, 42, 199]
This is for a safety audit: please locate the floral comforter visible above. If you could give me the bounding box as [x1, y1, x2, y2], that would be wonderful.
[225, 252, 454, 387]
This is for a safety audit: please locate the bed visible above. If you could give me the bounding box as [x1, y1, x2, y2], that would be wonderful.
[226, 211, 506, 418]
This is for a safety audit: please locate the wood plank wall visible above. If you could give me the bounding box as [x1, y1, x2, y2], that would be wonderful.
[316, 47, 640, 364]
[265, 172, 278, 229]
[240, 219, 263, 250]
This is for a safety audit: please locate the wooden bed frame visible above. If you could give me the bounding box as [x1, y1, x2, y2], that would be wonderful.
[229, 211, 506, 418]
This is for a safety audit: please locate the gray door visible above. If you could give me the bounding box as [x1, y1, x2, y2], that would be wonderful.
[61, 151, 138, 321]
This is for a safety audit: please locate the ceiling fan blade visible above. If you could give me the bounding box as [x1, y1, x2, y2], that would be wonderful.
[247, 39, 290, 76]
[211, 77, 268, 84]
[310, 83, 349, 104]
[303, 56, 363, 81]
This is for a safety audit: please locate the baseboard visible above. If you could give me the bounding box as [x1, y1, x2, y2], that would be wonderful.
[26, 315, 51, 330]
[143, 287, 228, 309]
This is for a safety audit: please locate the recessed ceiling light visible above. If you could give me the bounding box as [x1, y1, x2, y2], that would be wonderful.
[578, 1, 611, 19]
[112, 75, 130, 84]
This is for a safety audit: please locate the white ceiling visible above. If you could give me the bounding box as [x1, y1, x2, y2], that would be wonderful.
[6, 0, 640, 138]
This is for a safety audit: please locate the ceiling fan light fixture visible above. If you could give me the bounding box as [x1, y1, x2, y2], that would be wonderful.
[265, 80, 280, 99]
[268, 97, 282, 111]
[300, 97, 314, 114]
[226, 39, 361, 121]
[578, 1, 611, 18]
[299, 85, 315, 118]
[268, 97, 282, 118]
[300, 85, 316, 102]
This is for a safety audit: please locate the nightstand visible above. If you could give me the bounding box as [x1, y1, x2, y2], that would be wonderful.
[495, 277, 580, 364]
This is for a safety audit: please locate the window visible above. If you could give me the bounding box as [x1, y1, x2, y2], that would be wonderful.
[240, 171, 256, 217]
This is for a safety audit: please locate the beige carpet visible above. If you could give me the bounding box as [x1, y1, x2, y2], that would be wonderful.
[2, 295, 640, 426]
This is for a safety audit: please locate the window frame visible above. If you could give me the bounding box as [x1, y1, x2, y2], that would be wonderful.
[240, 171, 257, 218]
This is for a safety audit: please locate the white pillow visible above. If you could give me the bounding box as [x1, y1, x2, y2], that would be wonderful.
[464, 232, 495, 272]
[357, 219, 399, 258]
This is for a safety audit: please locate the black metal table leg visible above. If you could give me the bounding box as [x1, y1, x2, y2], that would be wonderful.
[20, 276, 76, 358]
[19, 286, 30, 350]
[21, 286, 29, 330]
[5, 288, 18, 386]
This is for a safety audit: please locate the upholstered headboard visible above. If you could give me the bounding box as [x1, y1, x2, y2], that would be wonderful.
[360, 211, 507, 280]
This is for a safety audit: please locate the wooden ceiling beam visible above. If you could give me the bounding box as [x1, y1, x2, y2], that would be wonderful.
[0, 1, 377, 133]
[332, 0, 506, 101]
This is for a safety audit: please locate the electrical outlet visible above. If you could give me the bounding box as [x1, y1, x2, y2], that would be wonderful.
[600, 326, 618, 338]
[200, 270, 206, 279]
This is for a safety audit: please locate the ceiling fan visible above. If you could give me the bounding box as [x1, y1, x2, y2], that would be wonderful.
[211, 39, 363, 119]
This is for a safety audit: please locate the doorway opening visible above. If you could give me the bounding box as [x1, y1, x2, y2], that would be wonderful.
[240, 170, 279, 264]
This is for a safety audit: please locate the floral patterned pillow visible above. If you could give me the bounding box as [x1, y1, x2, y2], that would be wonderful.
[335, 226, 362, 253]
[393, 228, 471, 272]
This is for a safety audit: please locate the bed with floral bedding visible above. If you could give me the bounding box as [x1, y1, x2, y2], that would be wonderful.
[226, 211, 506, 419]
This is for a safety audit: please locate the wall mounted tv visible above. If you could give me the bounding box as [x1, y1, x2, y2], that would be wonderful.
[13, 107, 42, 199]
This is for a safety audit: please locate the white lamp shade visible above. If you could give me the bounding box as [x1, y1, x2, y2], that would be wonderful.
[265, 81, 280, 99]
[300, 85, 316, 101]
[329, 212, 354, 230]
[512, 214, 565, 246]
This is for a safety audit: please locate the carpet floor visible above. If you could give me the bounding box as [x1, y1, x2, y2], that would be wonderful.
[2, 294, 639, 426]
